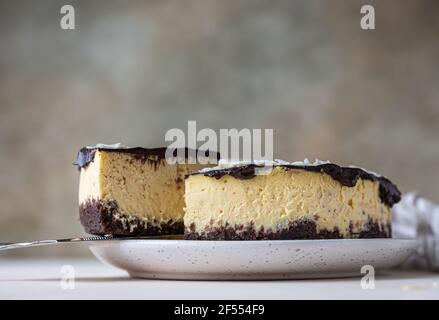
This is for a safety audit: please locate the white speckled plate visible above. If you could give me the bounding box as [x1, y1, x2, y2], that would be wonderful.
[88, 239, 418, 280]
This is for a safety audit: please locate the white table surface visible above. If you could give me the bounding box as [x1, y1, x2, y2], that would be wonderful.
[1, 258, 438, 300]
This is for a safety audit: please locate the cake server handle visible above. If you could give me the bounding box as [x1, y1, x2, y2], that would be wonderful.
[0, 235, 182, 251]
[0, 236, 115, 251]
[0, 240, 59, 251]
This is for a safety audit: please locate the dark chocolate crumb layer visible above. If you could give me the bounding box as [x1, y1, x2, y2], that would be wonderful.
[191, 163, 401, 207]
[79, 199, 184, 236]
[184, 218, 390, 240]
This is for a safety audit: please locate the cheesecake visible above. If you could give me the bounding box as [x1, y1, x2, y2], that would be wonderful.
[184, 159, 401, 240]
[74, 144, 216, 236]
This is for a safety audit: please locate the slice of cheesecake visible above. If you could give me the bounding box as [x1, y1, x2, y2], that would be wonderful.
[74, 144, 215, 236]
[184, 159, 401, 240]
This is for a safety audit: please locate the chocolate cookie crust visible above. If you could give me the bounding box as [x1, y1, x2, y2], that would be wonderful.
[79, 199, 184, 236]
[190, 164, 401, 207]
[184, 218, 390, 240]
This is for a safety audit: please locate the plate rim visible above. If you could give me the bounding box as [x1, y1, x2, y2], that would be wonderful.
[88, 237, 421, 246]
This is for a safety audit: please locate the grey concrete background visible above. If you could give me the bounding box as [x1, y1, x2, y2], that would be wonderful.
[0, 0, 438, 256]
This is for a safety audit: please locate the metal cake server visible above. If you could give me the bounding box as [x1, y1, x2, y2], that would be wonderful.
[0, 234, 183, 251]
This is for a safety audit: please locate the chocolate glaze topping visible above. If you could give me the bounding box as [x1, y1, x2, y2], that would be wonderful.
[193, 163, 401, 207]
[73, 146, 219, 168]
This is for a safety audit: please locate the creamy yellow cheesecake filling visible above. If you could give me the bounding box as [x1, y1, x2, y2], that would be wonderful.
[79, 150, 204, 227]
[184, 167, 391, 236]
